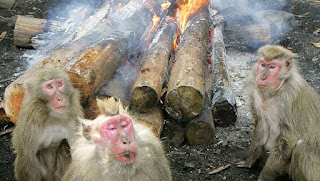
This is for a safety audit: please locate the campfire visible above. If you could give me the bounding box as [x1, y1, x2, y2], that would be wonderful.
[3, 0, 247, 146]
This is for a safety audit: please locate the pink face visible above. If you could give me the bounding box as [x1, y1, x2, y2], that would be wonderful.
[100, 114, 137, 164]
[255, 58, 283, 90]
[42, 79, 67, 113]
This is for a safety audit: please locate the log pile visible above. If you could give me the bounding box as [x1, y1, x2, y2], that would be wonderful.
[1, 0, 239, 144]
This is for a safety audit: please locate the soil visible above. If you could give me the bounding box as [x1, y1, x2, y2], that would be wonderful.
[0, 0, 320, 180]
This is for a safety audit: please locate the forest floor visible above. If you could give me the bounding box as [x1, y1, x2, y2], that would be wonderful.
[0, 0, 320, 180]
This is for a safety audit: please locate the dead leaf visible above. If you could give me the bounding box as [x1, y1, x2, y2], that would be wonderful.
[0, 31, 7, 41]
[311, 42, 320, 47]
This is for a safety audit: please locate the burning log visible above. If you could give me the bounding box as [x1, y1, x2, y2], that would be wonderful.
[13, 15, 48, 48]
[130, 18, 175, 113]
[3, 0, 162, 123]
[165, 5, 209, 120]
[0, 0, 14, 9]
[211, 23, 237, 127]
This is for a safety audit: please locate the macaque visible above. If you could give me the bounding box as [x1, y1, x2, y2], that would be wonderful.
[12, 68, 83, 181]
[237, 45, 320, 180]
[62, 113, 172, 181]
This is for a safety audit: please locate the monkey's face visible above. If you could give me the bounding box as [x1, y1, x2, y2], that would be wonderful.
[99, 114, 137, 164]
[42, 78, 70, 116]
[255, 58, 284, 91]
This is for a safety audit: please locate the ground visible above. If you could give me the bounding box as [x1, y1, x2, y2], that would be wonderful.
[0, 0, 320, 180]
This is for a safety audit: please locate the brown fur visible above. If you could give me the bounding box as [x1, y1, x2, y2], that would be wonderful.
[12, 68, 83, 181]
[240, 45, 320, 180]
[62, 114, 172, 181]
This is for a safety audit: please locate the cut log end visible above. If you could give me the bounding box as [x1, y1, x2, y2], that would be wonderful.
[3, 84, 25, 124]
[165, 86, 204, 120]
[186, 120, 215, 146]
[130, 86, 158, 113]
[212, 101, 237, 127]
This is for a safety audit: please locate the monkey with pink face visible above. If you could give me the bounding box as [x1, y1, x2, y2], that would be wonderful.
[62, 113, 172, 181]
[238, 45, 320, 180]
[12, 68, 83, 181]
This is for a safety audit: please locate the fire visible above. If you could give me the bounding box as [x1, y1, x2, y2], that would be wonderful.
[117, 3, 126, 9]
[172, 0, 207, 50]
[144, 3, 161, 40]
[145, 1, 171, 41]
[176, 0, 208, 34]
[161, 0, 171, 11]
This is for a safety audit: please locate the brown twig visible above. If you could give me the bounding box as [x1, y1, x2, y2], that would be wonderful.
[208, 164, 231, 175]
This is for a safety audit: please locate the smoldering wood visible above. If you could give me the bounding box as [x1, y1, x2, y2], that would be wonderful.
[165, 5, 209, 120]
[3, 0, 162, 123]
[130, 18, 175, 113]
[211, 23, 237, 127]
[13, 15, 48, 48]
[0, 0, 14, 9]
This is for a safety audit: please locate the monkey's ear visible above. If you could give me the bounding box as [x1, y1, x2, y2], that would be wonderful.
[285, 59, 292, 69]
[82, 123, 92, 140]
[79, 118, 93, 140]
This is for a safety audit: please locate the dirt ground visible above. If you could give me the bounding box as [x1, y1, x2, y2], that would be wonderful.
[1, 0, 320, 180]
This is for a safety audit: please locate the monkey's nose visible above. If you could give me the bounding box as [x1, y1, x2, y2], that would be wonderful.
[57, 97, 63, 101]
[123, 140, 131, 144]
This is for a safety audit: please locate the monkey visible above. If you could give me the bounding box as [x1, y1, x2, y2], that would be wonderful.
[12, 68, 83, 181]
[62, 113, 172, 181]
[237, 45, 320, 180]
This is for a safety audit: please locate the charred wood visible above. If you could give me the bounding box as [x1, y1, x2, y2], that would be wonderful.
[211, 23, 237, 127]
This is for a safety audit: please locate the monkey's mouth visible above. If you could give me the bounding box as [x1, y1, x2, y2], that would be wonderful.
[257, 84, 268, 89]
[53, 106, 67, 113]
[115, 151, 137, 164]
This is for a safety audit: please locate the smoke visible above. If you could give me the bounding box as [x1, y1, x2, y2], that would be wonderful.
[209, 0, 297, 49]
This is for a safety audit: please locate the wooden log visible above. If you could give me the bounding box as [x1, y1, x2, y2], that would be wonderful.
[130, 18, 175, 113]
[0, 0, 14, 9]
[185, 93, 215, 145]
[3, 0, 161, 124]
[211, 23, 237, 127]
[165, 5, 209, 120]
[14, 15, 48, 48]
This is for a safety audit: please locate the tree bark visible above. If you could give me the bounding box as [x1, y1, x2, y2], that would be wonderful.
[165, 5, 209, 121]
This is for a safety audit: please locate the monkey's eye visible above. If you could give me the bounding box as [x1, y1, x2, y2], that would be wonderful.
[261, 63, 266, 67]
[120, 121, 127, 128]
[107, 124, 116, 130]
[269, 65, 276, 69]
[47, 84, 53, 89]
[57, 81, 63, 87]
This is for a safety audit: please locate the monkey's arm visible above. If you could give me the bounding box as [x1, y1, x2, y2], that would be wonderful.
[258, 137, 291, 180]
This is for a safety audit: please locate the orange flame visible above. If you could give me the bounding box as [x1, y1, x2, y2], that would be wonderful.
[161, 0, 171, 11]
[176, 0, 208, 34]
[117, 3, 126, 9]
[145, 3, 160, 40]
